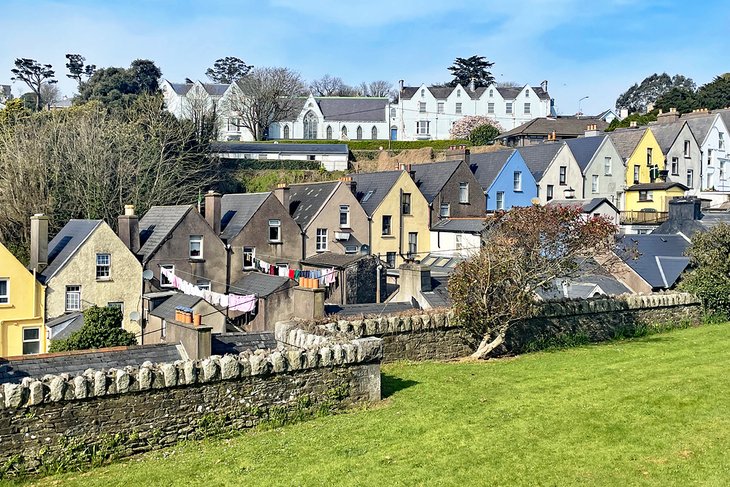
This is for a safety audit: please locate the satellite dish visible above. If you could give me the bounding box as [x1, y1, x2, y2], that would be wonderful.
[129, 311, 140, 321]
[360, 244, 370, 255]
[143, 270, 154, 281]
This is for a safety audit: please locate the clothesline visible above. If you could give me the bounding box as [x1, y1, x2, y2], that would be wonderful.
[251, 256, 337, 287]
[160, 267, 256, 313]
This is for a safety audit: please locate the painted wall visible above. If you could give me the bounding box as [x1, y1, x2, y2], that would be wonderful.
[695, 115, 730, 191]
[624, 186, 686, 213]
[429, 231, 481, 258]
[0, 243, 46, 357]
[624, 130, 666, 187]
[485, 151, 537, 211]
[660, 124, 702, 196]
[581, 138, 626, 209]
[538, 145, 583, 203]
[427, 161, 485, 226]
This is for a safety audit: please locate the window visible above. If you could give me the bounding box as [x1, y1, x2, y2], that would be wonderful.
[513, 172, 522, 192]
[489, 89, 494, 97]
[506, 102, 513, 114]
[283, 125, 290, 139]
[390, 108, 396, 119]
[687, 169, 694, 188]
[592, 175, 599, 194]
[189, 235, 203, 259]
[455, 233, 463, 251]
[386, 252, 396, 268]
[362, 190, 374, 202]
[307, 155, 316, 161]
[419, 102, 426, 113]
[487, 102, 495, 114]
[437, 102, 444, 114]
[303, 111, 318, 139]
[401, 193, 411, 215]
[344, 245, 358, 254]
[407, 232, 418, 258]
[326, 125, 333, 139]
[633, 165, 640, 184]
[65, 285, 81, 311]
[720, 132, 725, 150]
[371, 126, 377, 139]
[108, 302, 124, 315]
[22, 328, 40, 355]
[559, 166, 567, 185]
[416, 121, 430, 135]
[456, 89, 461, 98]
[93, 253, 111, 280]
[525, 90, 530, 98]
[316, 228, 328, 252]
[268, 219, 281, 242]
[339, 205, 350, 228]
[356, 126, 363, 140]
[639, 190, 653, 202]
[459, 182, 469, 203]
[160, 265, 174, 287]
[440, 203, 450, 217]
[646, 147, 652, 166]
[546, 185, 554, 201]
[382, 215, 392, 235]
[341, 126, 348, 138]
[0, 278, 8, 304]
[708, 148, 712, 165]
[684, 140, 691, 157]
[496, 191, 505, 210]
[243, 247, 255, 269]
[604, 156, 612, 175]
[420, 88, 425, 97]
[524, 102, 531, 114]
[455, 102, 462, 114]
[671, 157, 679, 175]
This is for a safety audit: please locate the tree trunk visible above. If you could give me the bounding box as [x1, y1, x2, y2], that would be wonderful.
[470, 331, 505, 359]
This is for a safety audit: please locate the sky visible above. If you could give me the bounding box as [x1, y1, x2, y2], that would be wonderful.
[1, 0, 728, 115]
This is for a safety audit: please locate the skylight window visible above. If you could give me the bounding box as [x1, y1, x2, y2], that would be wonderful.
[362, 190, 375, 202]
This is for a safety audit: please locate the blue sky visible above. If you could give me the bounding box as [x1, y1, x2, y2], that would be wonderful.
[1, 0, 728, 114]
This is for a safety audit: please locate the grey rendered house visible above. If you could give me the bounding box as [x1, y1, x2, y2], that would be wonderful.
[648, 121, 701, 196]
[565, 135, 626, 209]
[287, 178, 369, 258]
[517, 142, 584, 203]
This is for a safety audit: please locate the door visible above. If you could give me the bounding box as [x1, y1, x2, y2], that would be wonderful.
[390, 127, 397, 141]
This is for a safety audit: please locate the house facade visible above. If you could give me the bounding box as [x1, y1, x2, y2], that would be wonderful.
[211, 142, 349, 172]
[0, 240, 46, 356]
[565, 135, 626, 208]
[518, 143, 583, 204]
[684, 112, 729, 194]
[648, 121, 702, 196]
[429, 218, 486, 258]
[498, 118, 609, 147]
[471, 149, 538, 211]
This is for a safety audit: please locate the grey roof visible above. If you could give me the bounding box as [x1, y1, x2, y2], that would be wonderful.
[220, 193, 270, 241]
[40, 220, 102, 284]
[418, 254, 466, 276]
[684, 115, 716, 145]
[168, 82, 193, 96]
[607, 128, 647, 161]
[211, 332, 276, 354]
[715, 110, 730, 138]
[229, 273, 292, 298]
[616, 234, 690, 289]
[0, 344, 183, 384]
[498, 117, 608, 139]
[411, 160, 462, 203]
[546, 198, 618, 214]
[325, 302, 418, 318]
[648, 122, 686, 154]
[516, 143, 563, 180]
[138, 206, 192, 262]
[150, 293, 203, 321]
[302, 251, 369, 268]
[288, 181, 339, 228]
[285, 97, 388, 122]
[536, 275, 630, 300]
[349, 170, 403, 216]
[654, 199, 730, 237]
[565, 135, 606, 171]
[469, 150, 515, 190]
[422, 276, 451, 308]
[431, 218, 487, 233]
[627, 182, 688, 191]
[212, 142, 349, 155]
[401, 85, 550, 101]
[202, 83, 230, 96]
[46, 312, 84, 340]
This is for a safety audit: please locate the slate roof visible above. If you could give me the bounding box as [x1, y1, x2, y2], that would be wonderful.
[400, 85, 550, 101]
[616, 234, 690, 289]
[39, 220, 102, 284]
[546, 198, 618, 214]
[418, 254, 465, 276]
[653, 199, 730, 237]
[536, 275, 631, 300]
[422, 276, 451, 308]
[648, 122, 686, 154]
[498, 117, 608, 139]
[516, 143, 563, 180]
[288, 181, 339, 228]
[469, 150, 515, 190]
[627, 182, 689, 191]
[229, 273, 292, 298]
[565, 135, 606, 171]
[284, 97, 388, 122]
[168, 82, 193, 96]
[607, 128, 647, 161]
[684, 115, 716, 145]
[220, 193, 270, 241]
[302, 252, 369, 268]
[202, 83, 230, 97]
[324, 302, 418, 318]
[715, 110, 730, 138]
[410, 160, 462, 203]
[0, 344, 183, 384]
[211, 332, 277, 354]
[138, 206, 192, 262]
[46, 312, 85, 340]
[431, 218, 488, 233]
[349, 170, 403, 216]
[212, 142, 349, 155]
[149, 293, 204, 321]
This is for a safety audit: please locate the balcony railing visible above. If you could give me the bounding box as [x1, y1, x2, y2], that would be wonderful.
[620, 211, 669, 225]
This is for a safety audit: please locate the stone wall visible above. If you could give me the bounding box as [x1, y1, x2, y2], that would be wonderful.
[0, 337, 382, 476]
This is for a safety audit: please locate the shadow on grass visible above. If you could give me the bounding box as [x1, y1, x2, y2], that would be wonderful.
[381, 373, 419, 399]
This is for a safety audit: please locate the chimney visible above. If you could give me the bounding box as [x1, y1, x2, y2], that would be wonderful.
[273, 183, 290, 213]
[118, 205, 140, 254]
[668, 197, 703, 223]
[584, 124, 599, 137]
[656, 107, 679, 125]
[468, 77, 476, 92]
[540, 80, 548, 92]
[30, 213, 49, 272]
[393, 262, 432, 308]
[629, 121, 638, 128]
[339, 176, 357, 196]
[444, 147, 471, 165]
[399, 79, 404, 93]
[204, 190, 222, 234]
[619, 108, 629, 119]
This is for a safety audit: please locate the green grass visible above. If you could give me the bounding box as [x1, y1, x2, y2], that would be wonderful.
[15, 323, 730, 486]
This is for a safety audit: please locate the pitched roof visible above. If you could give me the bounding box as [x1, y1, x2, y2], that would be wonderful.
[229, 273, 292, 298]
[627, 182, 689, 191]
[684, 114, 716, 145]
[536, 275, 631, 300]
[410, 160, 462, 203]
[40, 219, 102, 284]
[431, 218, 488, 233]
[138, 206, 192, 262]
[565, 135, 606, 171]
[616, 234, 690, 289]
[422, 275, 451, 308]
[349, 170, 403, 216]
[149, 293, 204, 321]
[516, 143, 563, 180]
[201, 83, 230, 96]
[288, 181, 339, 228]
[302, 251, 370, 268]
[325, 302, 418, 318]
[546, 198, 618, 214]
[498, 117, 608, 139]
[212, 142, 349, 155]
[400, 84, 550, 101]
[648, 122, 686, 154]
[220, 193, 270, 241]
[715, 109, 730, 138]
[606, 128, 647, 161]
[469, 150, 515, 190]
[285, 97, 388, 122]
[211, 332, 277, 354]
[46, 312, 84, 340]
[168, 82, 193, 96]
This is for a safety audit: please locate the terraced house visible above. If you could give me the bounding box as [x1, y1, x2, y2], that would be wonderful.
[648, 117, 701, 197]
[565, 134, 625, 207]
[470, 149, 537, 211]
[517, 142, 583, 203]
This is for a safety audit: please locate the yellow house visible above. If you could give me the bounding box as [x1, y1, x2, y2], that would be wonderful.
[0, 241, 46, 357]
[350, 170, 430, 268]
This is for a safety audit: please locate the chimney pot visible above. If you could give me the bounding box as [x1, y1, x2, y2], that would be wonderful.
[204, 191, 222, 235]
[124, 204, 135, 216]
[630, 121, 638, 128]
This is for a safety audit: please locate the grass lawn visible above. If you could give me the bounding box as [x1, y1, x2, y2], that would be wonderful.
[14, 323, 730, 486]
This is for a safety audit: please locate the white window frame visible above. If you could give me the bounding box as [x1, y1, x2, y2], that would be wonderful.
[407, 232, 418, 258]
[487, 102, 495, 114]
[437, 102, 444, 114]
[243, 247, 255, 269]
[416, 121, 429, 135]
[687, 169, 694, 188]
[720, 132, 725, 150]
[604, 156, 612, 176]
[513, 172, 522, 192]
[524, 102, 530, 114]
[684, 140, 691, 157]
[506, 102, 513, 114]
[455, 233, 463, 251]
[455, 102, 462, 114]
[592, 175, 599, 194]
[96, 253, 111, 280]
[0, 278, 8, 304]
[196, 280, 211, 291]
[268, 219, 282, 243]
[189, 235, 203, 259]
[339, 205, 350, 228]
[440, 203, 450, 217]
[316, 228, 328, 252]
[671, 157, 679, 175]
[496, 191, 505, 210]
[459, 182, 469, 203]
[419, 102, 426, 113]
[160, 264, 174, 288]
[22, 327, 41, 355]
[65, 285, 81, 311]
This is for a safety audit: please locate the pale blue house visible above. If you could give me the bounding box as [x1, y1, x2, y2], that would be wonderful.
[470, 150, 538, 211]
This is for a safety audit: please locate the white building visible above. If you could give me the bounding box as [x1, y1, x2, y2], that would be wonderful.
[394, 81, 553, 141]
[683, 111, 730, 200]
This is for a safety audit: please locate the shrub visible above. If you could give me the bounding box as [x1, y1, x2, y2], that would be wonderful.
[49, 306, 137, 352]
[449, 116, 503, 139]
[469, 124, 500, 146]
[680, 223, 730, 316]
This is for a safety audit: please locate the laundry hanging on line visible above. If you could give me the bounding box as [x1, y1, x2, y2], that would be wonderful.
[160, 267, 256, 313]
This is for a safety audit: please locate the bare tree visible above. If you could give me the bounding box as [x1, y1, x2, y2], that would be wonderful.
[356, 82, 370, 97]
[182, 84, 220, 141]
[40, 82, 61, 108]
[226, 67, 305, 141]
[367, 80, 393, 97]
[10, 58, 57, 111]
[309, 74, 356, 96]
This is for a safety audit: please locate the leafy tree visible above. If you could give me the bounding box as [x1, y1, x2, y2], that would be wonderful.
[680, 223, 730, 317]
[697, 73, 730, 110]
[654, 87, 699, 114]
[129, 59, 162, 94]
[605, 111, 657, 132]
[309, 74, 356, 96]
[0, 98, 30, 125]
[65, 53, 96, 88]
[450, 115, 502, 139]
[49, 306, 137, 352]
[205, 56, 252, 84]
[615, 73, 695, 113]
[447, 55, 495, 89]
[469, 124, 500, 146]
[449, 205, 617, 359]
[76, 59, 162, 108]
[10, 58, 57, 111]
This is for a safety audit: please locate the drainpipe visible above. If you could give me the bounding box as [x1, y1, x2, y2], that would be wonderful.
[399, 188, 405, 262]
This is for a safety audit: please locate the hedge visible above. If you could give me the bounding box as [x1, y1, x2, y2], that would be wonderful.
[223, 139, 472, 151]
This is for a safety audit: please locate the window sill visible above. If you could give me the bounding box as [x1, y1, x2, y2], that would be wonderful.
[268, 241, 282, 245]
[339, 226, 351, 230]
[381, 235, 396, 239]
[0, 304, 13, 309]
[189, 258, 206, 263]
